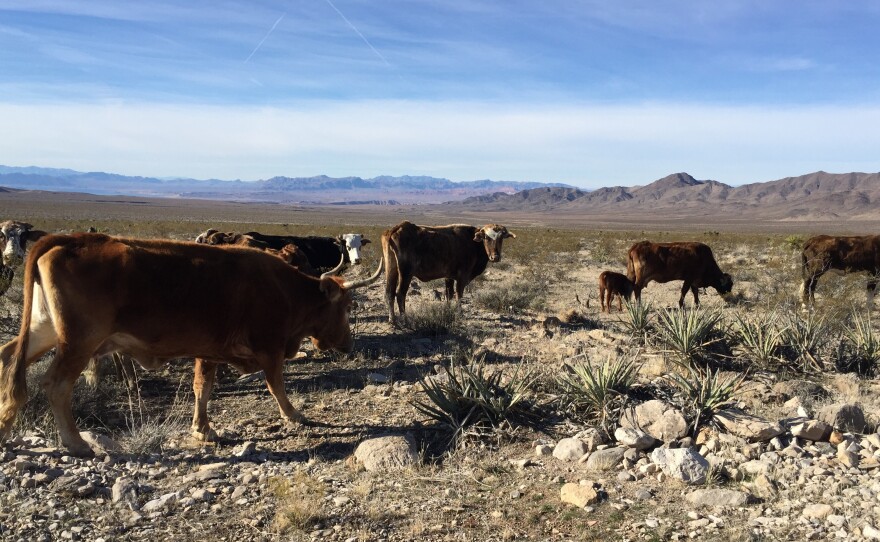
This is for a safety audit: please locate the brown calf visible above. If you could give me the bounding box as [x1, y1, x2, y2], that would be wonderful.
[598, 271, 635, 312]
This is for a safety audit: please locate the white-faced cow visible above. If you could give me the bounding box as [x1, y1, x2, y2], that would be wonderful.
[243, 231, 371, 269]
[626, 241, 733, 308]
[0, 221, 46, 296]
[598, 271, 635, 312]
[801, 235, 880, 310]
[381, 221, 516, 325]
[0, 233, 382, 456]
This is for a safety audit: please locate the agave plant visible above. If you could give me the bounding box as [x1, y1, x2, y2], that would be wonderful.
[783, 311, 827, 372]
[655, 307, 725, 367]
[557, 355, 637, 433]
[840, 311, 880, 375]
[620, 300, 653, 344]
[666, 364, 746, 435]
[412, 360, 536, 446]
[733, 311, 787, 368]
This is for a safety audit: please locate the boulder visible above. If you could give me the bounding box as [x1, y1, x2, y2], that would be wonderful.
[818, 403, 865, 433]
[553, 437, 589, 461]
[353, 434, 419, 472]
[714, 409, 784, 442]
[650, 447, 709, 485]
[585, 447, 625, 471]
[620, 400, 688, 442]
[614, 427, 656, 450]
[791, 420, 832, 442]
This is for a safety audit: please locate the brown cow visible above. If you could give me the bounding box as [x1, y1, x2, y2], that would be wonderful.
[801, 235, 880, 310]
[195, 229, 318, 277]
[381, 221, 515, 325]
[0, 221, 47, 296]
[0, 233, 382, 456]
[626, 241, 733, 308]
[598, 271, 635, 312]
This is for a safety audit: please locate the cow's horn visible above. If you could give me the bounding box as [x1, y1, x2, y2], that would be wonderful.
[320, 253, 347, 279]
[342, 259, 384, 290]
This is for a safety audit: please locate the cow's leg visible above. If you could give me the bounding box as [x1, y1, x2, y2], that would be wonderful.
[599, 285, 607, 312]
[617, 292, 624, 311]
[385, 264, 399, 324]
[396, 272, 413, 322]
[801, 271, 822, 310]
[633, 284, 643, 304]
[41, 344, 95, 456]
[0, 308, 58, 442]
[868, 280, 877, 310]
[262, 358, 304, 426]
[691, 286, 700, 307]
[444, 279, 455, 302]
[678, 282, 691, 309]
[191, 358, 219, 442]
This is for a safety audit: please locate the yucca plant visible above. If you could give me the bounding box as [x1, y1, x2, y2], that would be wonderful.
[557, 355, 637, 434]
[733, 312, 787, 368]
[620, 300, 653, 344]
[412, 360, 536, 446]
[783, 311, 827, 372]
[666, 364, 746, 436]
[655, 307, 725, 367]
[840, 311, 880, 376]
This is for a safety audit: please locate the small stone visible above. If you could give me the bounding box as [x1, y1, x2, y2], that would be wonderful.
[614, 427, 656, 450]
[553, 438, 589, 461]
[803, 503, 834, 520]
[560, 483, 599, 508]
[585, 447, 625, 471]
[651, 448, 709, 485]
[535, 444, 553, 456]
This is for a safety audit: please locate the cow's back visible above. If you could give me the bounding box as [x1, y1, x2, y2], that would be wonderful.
[385, 222, 482, 281]
[628, 241, 718, 285]
[803, 235, 880, 272]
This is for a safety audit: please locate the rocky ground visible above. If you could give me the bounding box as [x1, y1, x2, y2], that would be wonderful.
[1, 226, 879, 542]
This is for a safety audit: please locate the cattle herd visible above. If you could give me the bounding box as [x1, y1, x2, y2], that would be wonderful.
[0, 218, 876, 456]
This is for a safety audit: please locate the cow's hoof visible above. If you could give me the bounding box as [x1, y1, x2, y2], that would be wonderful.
[66, 442, 96, 458]
[283, 412, 306, 426]
[191, 428, 219, 442]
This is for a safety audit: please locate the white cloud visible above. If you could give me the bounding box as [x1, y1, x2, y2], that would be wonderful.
[1, 100, 878, 187]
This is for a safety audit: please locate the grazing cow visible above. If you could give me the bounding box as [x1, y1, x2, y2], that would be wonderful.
[598, 271, 635, 312]
[266, 244, 318, 277]
[0, 221, 47, 296]
[381, 221, 516, 325]
[801, 235, 880, 310]
[626, 241, 733, 308]
[0, 233, 382, 456]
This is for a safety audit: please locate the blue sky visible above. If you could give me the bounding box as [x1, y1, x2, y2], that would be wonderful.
[2, 1, 879, 188]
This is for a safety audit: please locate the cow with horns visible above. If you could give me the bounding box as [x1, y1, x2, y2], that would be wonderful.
[0, 233, 382, 456]
[381, 221, 516, 325]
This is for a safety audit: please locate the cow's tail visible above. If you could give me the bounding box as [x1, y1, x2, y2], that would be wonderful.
[0, 236, 52, 437]
[382, 233, 401, 291]
[626, 248, 637, 283]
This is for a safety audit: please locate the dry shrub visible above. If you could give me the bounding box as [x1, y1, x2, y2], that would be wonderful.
[472, 277, 545, 313]
[403, 301, 462, 336]
[271, 471, 326, 532]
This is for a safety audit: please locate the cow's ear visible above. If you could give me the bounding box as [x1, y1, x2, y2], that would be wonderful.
[473, 230, 485, 242]
[503, 230, 516, 239]
[22, 230, 47, 247]
[319, 277, 344, 303]
[361, 238, 371, 245]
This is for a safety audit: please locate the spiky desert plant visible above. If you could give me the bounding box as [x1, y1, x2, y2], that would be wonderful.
[733, 311, 787, 368]
[666, 364, 746, 435]
[782, 311, 827, 372]
[840, 311, 880, 375]
[620, 300, 653, 344]
[557, 355, 637, 433]
[655, 307, 725, 367]
[412, 360, 536, 446]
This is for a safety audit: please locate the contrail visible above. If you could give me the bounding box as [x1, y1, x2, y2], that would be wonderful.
[245, 12, 286, 63]
[323, 0, 391, 68]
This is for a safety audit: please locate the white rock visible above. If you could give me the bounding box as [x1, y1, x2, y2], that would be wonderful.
[353, 434, 418, 471]
[553, 437, 589, 461]
[650, 448, 709, 485]
[615, 427, 656, 450]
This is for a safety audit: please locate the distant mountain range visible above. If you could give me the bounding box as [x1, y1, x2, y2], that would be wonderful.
[0, 166, 569, 205]
[2, 166, 879, 221]
[447, 171, 880, 221]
